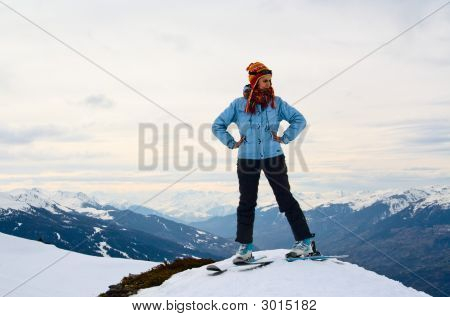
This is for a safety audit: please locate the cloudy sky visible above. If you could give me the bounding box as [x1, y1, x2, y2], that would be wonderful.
[0, 0, 449, 204]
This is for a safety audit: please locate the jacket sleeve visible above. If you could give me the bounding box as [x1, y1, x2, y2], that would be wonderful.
[278, 97, 307, 144]
[212, 100, 237, 149]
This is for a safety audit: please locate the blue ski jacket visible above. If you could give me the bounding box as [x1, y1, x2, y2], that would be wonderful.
[212, 96, 307, 159]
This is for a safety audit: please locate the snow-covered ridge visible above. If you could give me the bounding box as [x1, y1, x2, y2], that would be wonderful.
[1, 188, 114, 220]
[134, 249, 429, 297]
[0, 192, 30, 211]
[319, 185, 450, 215]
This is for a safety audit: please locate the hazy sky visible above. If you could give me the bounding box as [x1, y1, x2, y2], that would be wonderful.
[1, 0, 449, 203]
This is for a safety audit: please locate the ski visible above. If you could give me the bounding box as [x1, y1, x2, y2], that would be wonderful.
[284, 240, 348, 262]
[285, 254, 348, 262]
[207, 255, 268, 272]
[238, 260, 273, 271]
[206, 256, 273, 275]
[207, 261, 274, 276]
[232, 255, 268, 265]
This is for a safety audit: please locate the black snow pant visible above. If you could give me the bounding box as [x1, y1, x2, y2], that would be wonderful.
[235, 153, 313, 244]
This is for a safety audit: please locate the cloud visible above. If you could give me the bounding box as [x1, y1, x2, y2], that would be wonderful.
[431, 99, 450, 107]
[158, 32, 191, 52]
[0, 66, 12, 93]
[404, 167, 440, 171]
[81, 94, 114, 109]
[0, 125, 91, 144]
[385, 119, 450, 145]
[0, 148, 108, 162]
[367, 117, 449, 141]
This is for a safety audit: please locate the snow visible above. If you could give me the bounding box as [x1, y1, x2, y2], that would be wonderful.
[0, 192, 30, 211]
[259, 203, 278, 212]
[144, 189, 241, 221]
[157, 218, 169, 230]
[135, 250, 429, 297]
[138, 189, 335, 221]
[321, 185, 450, 216]
[0, 232, 431, 297]
[2, 188, 114, 220]
[8, 188, 62, 214]
[0, 233, 159, 297]
[97, 241, 111, 257]
[412, 185, 450, 212]
[73, 206, 113, 220]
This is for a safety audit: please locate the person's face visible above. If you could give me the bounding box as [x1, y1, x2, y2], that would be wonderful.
[257, 75, 272, 89]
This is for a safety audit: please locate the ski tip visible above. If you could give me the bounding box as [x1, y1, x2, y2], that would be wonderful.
[206, 264, 222, 272]
[208, 269, 227, 276]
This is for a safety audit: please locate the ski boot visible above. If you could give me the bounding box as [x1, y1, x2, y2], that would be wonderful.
[285, 238, 320, 259]
[233, 243, 254, 264]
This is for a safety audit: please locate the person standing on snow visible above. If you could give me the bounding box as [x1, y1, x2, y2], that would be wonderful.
[212, 62, 317, 263]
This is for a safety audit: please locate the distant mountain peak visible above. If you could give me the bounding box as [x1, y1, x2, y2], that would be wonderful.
[2, 188, 110, 218]
[320, 185, 450, 215]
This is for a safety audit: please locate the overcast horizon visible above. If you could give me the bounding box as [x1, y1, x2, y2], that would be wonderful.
[1, 0, 449, 202]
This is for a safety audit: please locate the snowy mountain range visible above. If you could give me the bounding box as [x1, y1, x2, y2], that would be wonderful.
[191, 185, 450, 297]
[0, 233, 428, 297]
[321, 185, 450, 215]
[101, 188, 345, 222]
[0, 188, 235, 262]
[96, 185, 450, 223]
[1, 185, 448, 296]
[192, 185, 450, 239]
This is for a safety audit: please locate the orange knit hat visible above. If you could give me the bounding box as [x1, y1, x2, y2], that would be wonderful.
[246, 62, 272, 89]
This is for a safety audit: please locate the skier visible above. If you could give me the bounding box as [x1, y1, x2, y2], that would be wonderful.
[212, 62, 317, 263]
